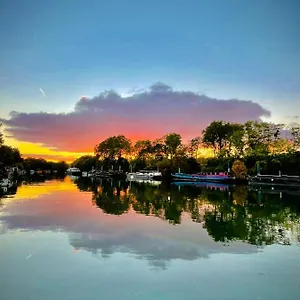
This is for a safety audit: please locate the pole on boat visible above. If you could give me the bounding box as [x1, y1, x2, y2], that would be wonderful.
[178, 167, 181, 174]
[279, 170, 281, 177]
[257, 161, 261, 176]
[119, 165, 121, 172]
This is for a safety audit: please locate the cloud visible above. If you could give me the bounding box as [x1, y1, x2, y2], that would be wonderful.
[0, 82, 270, 153]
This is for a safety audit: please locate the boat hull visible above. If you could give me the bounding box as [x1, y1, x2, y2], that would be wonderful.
[249, 175, 300, 187]
[126, 171, 162, 181]
[171, 173, 231, 183]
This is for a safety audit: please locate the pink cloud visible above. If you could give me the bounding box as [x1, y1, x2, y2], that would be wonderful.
[1, 83, 270, 152]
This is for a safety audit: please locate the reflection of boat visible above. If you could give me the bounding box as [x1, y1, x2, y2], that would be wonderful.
[172, 181, 230, 190]
[0, 178, 13, 188]
[126, 170, 162, 181]
[248, 185, 300, 197]
[249, 174, 300, 187]
[66, 168, 82, 176]
[172, 172, 231, 183]
[128, 178, 162, 186]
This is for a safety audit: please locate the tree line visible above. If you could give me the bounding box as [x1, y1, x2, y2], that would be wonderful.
[2, 120, 300, 177]
[73, 120, 300, 176]
[0, 123, 68, 177]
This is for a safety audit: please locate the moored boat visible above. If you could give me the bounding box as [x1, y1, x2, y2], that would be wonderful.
[249, 174, 300, 187]
[66, 167, 82, 176]
[126, 170, 162, 181]
[171, 172, 231, 183]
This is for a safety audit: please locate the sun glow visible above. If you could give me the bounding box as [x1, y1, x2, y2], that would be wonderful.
[5, 137, 92, 162]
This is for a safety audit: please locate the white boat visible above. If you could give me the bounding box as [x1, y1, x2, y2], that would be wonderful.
[66, 167, 81, 176]
[126, 170, 162, 181]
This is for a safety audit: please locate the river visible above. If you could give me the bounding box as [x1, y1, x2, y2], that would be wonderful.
[1, 176, 300, 300]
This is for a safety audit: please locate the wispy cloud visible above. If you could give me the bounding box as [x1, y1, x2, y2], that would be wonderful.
[1, 82, 270, 153]
[39, 88, 46, 96]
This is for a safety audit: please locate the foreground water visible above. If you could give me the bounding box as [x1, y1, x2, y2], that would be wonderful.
[1, 177, 300, 300]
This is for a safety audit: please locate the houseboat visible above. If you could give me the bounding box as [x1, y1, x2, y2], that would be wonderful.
[126, 170, 162, 181]
[66, 167, 82, 176]
[249, 174, 300, 187]
[171, 172, 231, 183]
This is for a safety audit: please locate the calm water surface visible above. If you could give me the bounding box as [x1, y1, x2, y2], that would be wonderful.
[1, 177, 300, 300]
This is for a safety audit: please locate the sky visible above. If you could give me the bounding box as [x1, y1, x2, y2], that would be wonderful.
[0, 0, 299, 161]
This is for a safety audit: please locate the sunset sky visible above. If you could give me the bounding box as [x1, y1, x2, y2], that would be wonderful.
[0, 0, 299, 162]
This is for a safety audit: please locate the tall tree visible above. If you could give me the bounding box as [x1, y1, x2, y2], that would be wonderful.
[72, 155, 97, 171]
[164, 133, 182, 159]
[151, 138, 167, 160]
[244, 121, 284, 156]
[188, 136, 202, 158]
[94, 135, 131, 159]
[202, 121, 233, 155]
[0, 146, 22, 166]
[134, 139, 152, 158]
[291, 125, 300, 148]
[228, 123, 245, 157]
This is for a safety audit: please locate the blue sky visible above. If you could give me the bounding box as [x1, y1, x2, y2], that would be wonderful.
[0, 0, 299, 123]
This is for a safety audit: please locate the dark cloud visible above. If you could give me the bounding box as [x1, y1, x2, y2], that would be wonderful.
[0, 83, 271, 152]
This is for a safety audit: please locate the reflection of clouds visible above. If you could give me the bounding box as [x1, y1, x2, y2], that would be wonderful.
[0, 181, 259, 268]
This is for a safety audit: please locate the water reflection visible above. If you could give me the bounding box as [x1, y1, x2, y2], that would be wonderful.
[75, 177, 300, 247]
[0, 177, 299, 270]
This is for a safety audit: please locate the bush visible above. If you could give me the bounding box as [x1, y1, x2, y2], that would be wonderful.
[232, 160, 247, 179]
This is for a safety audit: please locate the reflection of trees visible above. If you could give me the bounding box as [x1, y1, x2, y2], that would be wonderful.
[74, 177, 98, 193]
[130, 184, 184, 224]
[93, 180, 130, 215]
[76, 179, 300, 246]
[204, 187, 300, 245]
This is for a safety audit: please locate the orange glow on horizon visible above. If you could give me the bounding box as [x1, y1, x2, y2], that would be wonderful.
[5, 137, 92, 162]
[4, 136, 215, 162]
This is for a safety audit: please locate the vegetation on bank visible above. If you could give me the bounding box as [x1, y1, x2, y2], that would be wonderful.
[0, 123, 69, 177]
[1, 120, 300, 178]
[73, 120, 300, 177]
